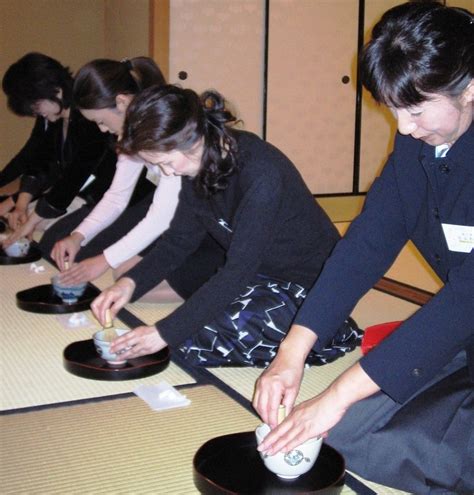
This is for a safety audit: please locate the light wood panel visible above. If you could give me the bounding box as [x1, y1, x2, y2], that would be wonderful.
[168, 0, 265, 136]
[267, 0, 359, 194]
[149, 0, 170, 80]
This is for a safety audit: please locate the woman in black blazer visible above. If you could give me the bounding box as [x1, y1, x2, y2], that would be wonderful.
[255, 3, 474, 493]
[0, 53, 119, 244]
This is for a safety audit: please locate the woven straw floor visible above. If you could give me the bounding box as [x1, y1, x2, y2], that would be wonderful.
[1, 386, 254, 494]
[1, 252, 418, 494]
[0, 262, 194, 411]
[0, 384, 364, 495]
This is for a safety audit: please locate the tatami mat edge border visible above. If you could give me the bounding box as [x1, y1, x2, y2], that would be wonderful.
[25, 259, 377, 494]
[100, 295, 378, 494]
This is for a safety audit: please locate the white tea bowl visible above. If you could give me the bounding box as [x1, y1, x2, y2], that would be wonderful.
[255, 423, 322, 480]
[4, 237, 30, 257]
[51, 275, 87, 304]
[93, 328, 130, 367]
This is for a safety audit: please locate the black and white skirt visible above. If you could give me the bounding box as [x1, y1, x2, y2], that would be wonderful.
[178, 275, 362, 367]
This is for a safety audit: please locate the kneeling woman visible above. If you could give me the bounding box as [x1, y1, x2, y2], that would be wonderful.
[91, 85, 361, 367]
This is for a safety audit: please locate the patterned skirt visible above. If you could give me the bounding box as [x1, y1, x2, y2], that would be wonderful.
[178, 275, 362, 367]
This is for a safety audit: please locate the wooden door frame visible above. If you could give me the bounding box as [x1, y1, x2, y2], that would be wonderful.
[149, 0, 170, 81]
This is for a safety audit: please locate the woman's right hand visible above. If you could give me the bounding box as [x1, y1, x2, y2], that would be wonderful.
[90, 277, 136, 326]
[56, 254, 110, 285]
[253, 324, 318, 428]
[51, 232, 84, 270]
[253, 351, 305, 428]
[7, 206, 28, 230]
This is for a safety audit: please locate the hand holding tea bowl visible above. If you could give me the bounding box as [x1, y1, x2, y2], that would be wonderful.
[255, 423, 322, 479]
[255, 405, 322, 479]
[91, 278, 169, 360]
[0, 232, 31, 257]
[93, 327, 131, 367]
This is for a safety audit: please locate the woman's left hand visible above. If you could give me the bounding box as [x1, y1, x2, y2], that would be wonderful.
[58, 255, 110, 285]
[3, 211, 41, 247]
[110, 325, 167, 359]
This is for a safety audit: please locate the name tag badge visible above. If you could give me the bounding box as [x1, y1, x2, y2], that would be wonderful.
[146, 166, 160, 186]
[441, 223, 474, 253]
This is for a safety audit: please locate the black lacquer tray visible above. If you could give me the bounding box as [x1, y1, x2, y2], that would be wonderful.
[16, 283, 100, 314]
[63, 339, 170, 381]
[0, 244, 42, 265]
[194, 432, 345, 495]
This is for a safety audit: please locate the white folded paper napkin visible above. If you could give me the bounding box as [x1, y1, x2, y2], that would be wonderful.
[134, 381, 191, 411]
[55, 312, 95, 330]
[30, 262, 46, 273]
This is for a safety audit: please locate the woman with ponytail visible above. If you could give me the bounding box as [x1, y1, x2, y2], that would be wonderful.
[91, 84, 362, 367]
[44, 58, 210, 297]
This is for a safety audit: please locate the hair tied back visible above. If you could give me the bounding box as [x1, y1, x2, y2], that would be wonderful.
[121, 58, 133, 71]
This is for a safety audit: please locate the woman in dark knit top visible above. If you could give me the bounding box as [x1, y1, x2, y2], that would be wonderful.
[91, 85, 361, 367]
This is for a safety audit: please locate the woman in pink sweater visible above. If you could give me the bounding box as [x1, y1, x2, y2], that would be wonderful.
[47, 58, 184, 300]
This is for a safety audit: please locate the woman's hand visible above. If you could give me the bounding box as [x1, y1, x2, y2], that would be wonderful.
[6, 192, 32, 230]
[57, 254, 110, 285]
[253, 350, 305, 428]
[2, 211, 42, 247]
[91, 277, 136, 325]
[0, 197, 16, 219]
[7, 206, 28, 230]
[257, 363, 381, 456]
[51, 232, 84, 270]
[253, 324, 318, 428]
[257, 388, 346, 456]
[110, 325, 167, 359]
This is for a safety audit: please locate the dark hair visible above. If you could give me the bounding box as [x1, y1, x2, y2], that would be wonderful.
[73, 57, 166, 110]
[118, 85, 239, 197]
[360, 1, 474, 108]
[2, 52, 73, 117]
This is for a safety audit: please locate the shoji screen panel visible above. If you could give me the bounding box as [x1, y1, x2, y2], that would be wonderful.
[266, 0, 359, 194]
[168, 0, 265, 136]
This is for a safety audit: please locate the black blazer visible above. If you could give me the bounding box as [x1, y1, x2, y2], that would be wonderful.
[0, 117, 57, 191]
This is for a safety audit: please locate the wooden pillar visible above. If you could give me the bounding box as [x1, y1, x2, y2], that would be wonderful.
[149, 0, 170, 80]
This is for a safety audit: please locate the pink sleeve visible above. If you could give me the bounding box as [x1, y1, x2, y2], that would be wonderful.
[73, 154, 144, 244]
[103, 171, 181, 268]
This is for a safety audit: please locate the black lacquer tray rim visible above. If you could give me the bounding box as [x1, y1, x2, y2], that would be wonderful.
[0, 244, 42, 265]
[63, 339, 170, 381]
[193, 431, 345, 495]
[16, 283, 99, 314]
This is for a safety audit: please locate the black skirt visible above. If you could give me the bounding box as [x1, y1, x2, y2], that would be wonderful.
[327, 351, 474, 494]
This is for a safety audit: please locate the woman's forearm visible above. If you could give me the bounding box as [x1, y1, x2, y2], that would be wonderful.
[278, 324, 319, 364]
[329, 362, 381, 411]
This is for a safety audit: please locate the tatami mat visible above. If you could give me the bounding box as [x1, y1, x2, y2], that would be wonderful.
[0, 262, 194, 411]
[1, 385, 359, 495]
[6, 238, 426, 494]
